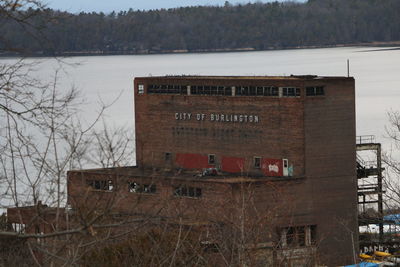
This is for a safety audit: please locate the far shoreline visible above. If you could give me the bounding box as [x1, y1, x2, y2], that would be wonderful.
[1, 41, 400, 58]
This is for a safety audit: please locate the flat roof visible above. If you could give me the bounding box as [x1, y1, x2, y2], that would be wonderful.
[68, 166, 304, 184]
[135, 75, 354, 81]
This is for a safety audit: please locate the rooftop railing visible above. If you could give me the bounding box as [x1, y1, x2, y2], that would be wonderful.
[356, 135, 376, 145]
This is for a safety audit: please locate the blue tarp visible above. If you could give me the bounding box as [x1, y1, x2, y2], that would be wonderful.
[384, 213, 400, 224]
[344, 263, 379, 267]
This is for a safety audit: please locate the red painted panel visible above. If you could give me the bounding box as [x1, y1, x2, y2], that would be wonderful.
[175, 153, 211, 169]
[221, 157, 245, 173]
[261, 158, 283, 176]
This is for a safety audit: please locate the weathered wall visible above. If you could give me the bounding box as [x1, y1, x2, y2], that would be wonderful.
[134, 77, 305, 176]
[65, 76, 357, 266]
[304, 78, 358, 265]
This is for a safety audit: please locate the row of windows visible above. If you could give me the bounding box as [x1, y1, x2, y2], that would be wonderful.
[87, 179, 202, 198]
[145, 84, 324, 97]
[87, 180, 114, 191]
[306, 86, 324, 96]
[128, 182, 156, 194]
[148, 84, 187, 94]
[174, 185, 202, 198]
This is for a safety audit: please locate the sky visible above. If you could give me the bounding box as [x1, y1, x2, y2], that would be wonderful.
[46, 0, 305, 13]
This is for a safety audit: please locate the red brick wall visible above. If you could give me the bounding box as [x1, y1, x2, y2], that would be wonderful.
[303, 78, 358, 265]
[134, 77, 305, 176]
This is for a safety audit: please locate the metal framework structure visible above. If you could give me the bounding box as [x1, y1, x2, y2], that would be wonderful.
[356, 135, 384, 240]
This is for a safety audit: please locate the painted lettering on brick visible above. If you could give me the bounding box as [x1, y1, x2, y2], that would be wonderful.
[175, 112, 259, 123]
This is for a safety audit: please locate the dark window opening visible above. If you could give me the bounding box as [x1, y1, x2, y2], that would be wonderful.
[191, 85, 198, 95]
[147, 84, 186, 95]
[264, 86, 279, 96]
[306, 86, 325, 96]
[87, 179, 113, 191]
[282, 87, 300, 97]
[257, 86, 264, 95]
[280, 225, 317, 248]
[204, 86, 211, 95]
[174, 185, 202, 198]
[165, 152, 171, 161]
[249, 86, 256, 96]
[224, 86, 232, 96]
[129, 182, 156, 194]
[310, 225, 317, 245]
[211, 86, 217, 95]
[208, 154, 215, 165]
[254, 157, 261, 168]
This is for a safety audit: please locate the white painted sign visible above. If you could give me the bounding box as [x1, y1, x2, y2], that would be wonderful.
[175, 112, 259, 123]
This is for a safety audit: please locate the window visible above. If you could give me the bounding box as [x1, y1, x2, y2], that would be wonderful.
[280, 225, 317, 248]
[249, 86, 256, 96]
[138, 84, 144, 94]
[306, 86, 325, 96]
[224, 86, 232, 96]
[165, 152, 171, 161]
[13, 223, 25, 233]
[174, 185, 202, 198]
[282, 87, 300, 97]
[86, 180, 113, 191]
[208, 154, 215, 165]
[254, 157, 261, 168]
[129, 182, 156, 194]
[147, 84, 186, 95]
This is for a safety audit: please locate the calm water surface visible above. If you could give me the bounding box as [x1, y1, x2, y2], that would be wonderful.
[2, 47, 400, 148]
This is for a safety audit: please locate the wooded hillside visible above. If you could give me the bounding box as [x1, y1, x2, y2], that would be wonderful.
[1, 0, 400, 55]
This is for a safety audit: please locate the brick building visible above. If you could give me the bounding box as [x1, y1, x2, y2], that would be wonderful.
[10, 75, 358, 266]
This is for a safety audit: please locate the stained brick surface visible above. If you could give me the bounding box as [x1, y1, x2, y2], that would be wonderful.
[66, 76, 357, 266]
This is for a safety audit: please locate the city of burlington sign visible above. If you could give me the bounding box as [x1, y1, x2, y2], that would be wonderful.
[175, 112, 260, 123]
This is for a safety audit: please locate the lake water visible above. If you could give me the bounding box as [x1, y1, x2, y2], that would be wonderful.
[2, 46, 400, 149]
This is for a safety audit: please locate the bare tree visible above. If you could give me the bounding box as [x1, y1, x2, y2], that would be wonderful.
[383, 110, 400, 209]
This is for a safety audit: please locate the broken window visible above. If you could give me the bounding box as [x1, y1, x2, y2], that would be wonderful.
[306, 86, 325, 96]
[13, 223, 26, 233]
[264, 86, 279, 96]
[86, 179, 113, 191]
[128, 182, 156, 194]
[208, 154, 215, 165]
[147, 84, 186, 95]
[174, 185, 202, 198]
[254, 157, 261, 168]
[280, 225, 317, 248]
[282, 87, 300, 97]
